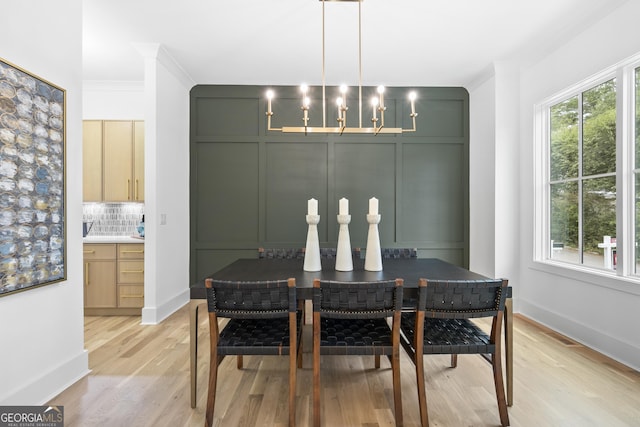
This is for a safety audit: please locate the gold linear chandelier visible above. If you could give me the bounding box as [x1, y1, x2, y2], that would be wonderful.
[266, 0, 418, 135]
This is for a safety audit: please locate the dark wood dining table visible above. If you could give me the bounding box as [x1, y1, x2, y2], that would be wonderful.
[189, 258, 513, 408]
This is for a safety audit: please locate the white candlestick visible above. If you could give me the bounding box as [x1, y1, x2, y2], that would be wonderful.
[365, 213, 382, 271]
[335, 214, 353, 271]
[339, 197, 349, 215]
[304, 214, 321, 272]
[369, 197, 378, 215]
[308, 198, 318, 215]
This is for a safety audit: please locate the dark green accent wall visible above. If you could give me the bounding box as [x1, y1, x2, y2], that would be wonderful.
[190, 85, 469, 283]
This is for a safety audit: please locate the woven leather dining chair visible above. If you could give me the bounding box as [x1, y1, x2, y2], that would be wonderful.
[381, 248, 418, 259]
[258, 247, 362, 260]
[312, 278, 404, 427]
[204, 278, 301, 427]
[258, 247, 305, 259]
[400, 278, 510, 427]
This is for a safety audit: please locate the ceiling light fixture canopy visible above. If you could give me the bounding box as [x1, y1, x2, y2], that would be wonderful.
[266, 0, 417, 135]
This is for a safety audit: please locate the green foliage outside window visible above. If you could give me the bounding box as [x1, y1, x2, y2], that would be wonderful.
[550, 79, 616, 257]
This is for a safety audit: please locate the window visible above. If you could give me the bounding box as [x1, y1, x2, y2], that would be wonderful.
[549, 80, 617, 269]
[538, 54, 640, 278]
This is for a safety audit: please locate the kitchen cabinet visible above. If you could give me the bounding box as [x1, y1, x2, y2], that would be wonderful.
[83, 242, 144, 315]
[117, 243, 144, 309]
[104, 120, 144, 202]
[82, 120, 144, 202]
[83, 244, 117, 308]
[134, 121, 145, 201]
[82, 121, 103, 202]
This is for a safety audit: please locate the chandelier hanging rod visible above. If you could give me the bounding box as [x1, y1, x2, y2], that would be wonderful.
[265, 0, 417, 135]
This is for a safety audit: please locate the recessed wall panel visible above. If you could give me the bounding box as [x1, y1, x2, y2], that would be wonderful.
[195, 142, 259, 242]
[265, 142, 328, 242]
[400, 143, 465, 242]
[404, 99, 465, 137]
[334, 143, 396, 246]
[196, 98, 259, 137]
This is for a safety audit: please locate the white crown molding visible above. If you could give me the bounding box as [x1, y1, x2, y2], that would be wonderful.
[132, 42, 195, 89]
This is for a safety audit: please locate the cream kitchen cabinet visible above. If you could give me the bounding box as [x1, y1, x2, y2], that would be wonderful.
[83, 244, 117, 309]
[82, 120, 103, 202]
[82, 120, 144, 202]
[83, 242, 144, 315]
[117, 243, 144, 309]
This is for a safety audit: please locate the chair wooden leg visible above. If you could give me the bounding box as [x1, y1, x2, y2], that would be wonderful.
[450, 354, 457, 368]
[204, 351, 219, 427]
[415, 354, 428, 427]
[289, 344, 297, 426]
[505, 298, 513, 406]
[237, 355, 243, 369]
[492, 354, 510, 426]
[392, 351, 403, 427]
[313, 312, 321, 427]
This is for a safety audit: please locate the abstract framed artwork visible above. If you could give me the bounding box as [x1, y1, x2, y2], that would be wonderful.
[0, 58, 66, 297]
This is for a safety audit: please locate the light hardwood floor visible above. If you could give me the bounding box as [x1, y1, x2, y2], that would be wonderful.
[49, 304, 640, 426]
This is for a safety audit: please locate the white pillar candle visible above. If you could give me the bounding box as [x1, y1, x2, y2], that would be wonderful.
[308, 198, 318, 215]
[339, 197, 349, 215]
[369, 197, 378, 215]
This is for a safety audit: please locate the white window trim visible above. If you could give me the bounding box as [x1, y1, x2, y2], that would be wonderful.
[533, 51, 640, 296]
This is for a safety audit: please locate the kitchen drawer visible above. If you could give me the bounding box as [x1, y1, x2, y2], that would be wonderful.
[118, 260, 144, 283]
[83, 244, 116, 260]
[118, 285, 144, 308]
[118, 243, 144, 259]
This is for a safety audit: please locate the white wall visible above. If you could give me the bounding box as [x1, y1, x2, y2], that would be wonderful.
[138, 45, 192, 324]
[83, 81, 145, 119]
[493, 62, 521, 291]
[0, 0, 89, 404]
[518, 0, 640, 370]
[469, 76, 497, 277]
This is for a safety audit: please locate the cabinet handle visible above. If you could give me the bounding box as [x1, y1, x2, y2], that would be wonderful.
[85, 263, 89, 286]
[122, 269, 144, 274]
[135, 179, 139, 200]
[83, 250, 95, 254]
[122, 250, 144, 254]
[127, 179, 131, 200]
[121, 295, 144, 298]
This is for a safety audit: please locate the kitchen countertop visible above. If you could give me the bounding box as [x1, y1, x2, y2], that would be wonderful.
[83, 236, 145, 244]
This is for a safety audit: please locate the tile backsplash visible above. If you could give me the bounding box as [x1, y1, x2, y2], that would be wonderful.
[83, 203, 144, 237]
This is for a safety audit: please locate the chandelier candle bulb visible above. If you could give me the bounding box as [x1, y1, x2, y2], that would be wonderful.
[377, 86, 385, 110]
[409, 92, 417, 116]
[339, 197, 349, 215]
[371, 98, 378, 122]
[266, 90, 273, 115]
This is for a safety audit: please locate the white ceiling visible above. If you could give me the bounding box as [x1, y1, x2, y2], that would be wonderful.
[82, 0, 625, 87]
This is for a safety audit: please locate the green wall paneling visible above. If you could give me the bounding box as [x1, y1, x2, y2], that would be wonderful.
[400, 142, 466, 243]
[265, 142, 328, 242]
[190, 85, 469, 284]
[333, 142, 396, 247]
[195, 142, 259, 243]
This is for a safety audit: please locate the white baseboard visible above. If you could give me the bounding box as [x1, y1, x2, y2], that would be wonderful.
[141, 289, 189, 325]
[519, 300, 640, 371]
[0, 350, 89, 405]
